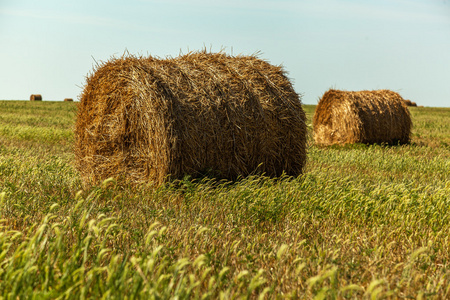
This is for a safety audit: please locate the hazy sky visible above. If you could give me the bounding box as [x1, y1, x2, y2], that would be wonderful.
[1, 0, 450, 107]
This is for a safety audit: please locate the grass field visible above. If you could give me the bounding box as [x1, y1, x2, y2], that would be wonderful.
[0, 100, 449, 299]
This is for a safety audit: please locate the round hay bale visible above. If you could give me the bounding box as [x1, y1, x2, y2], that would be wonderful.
[313, 89, 412, 146]
[403, 99, 413, 106]
[64, 98, 74, 102]
[75, 52, 307, 186]
[30, 94, 42, 101]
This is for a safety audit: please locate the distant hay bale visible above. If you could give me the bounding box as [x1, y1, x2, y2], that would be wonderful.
[30, 94, 42, 101]
[313, 89, 412, 146]
[75, 52, 307, 186]
[64, 98, 74, 102]
[403, 99, 418, 107]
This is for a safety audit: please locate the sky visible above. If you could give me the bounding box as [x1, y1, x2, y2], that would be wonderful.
[1, 0, 450, 107]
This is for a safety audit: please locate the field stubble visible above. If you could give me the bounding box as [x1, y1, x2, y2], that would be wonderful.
[0, 101, 449, 298]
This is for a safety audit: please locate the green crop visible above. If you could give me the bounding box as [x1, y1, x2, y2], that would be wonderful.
[0, 101, 449, 298]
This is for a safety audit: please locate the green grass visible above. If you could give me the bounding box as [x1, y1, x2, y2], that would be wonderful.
[0, 101, 450, 299]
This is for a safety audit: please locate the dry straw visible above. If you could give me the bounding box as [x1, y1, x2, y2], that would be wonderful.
[313, 89, 412, 146]
[75, 51, 307, 186]
[64, 98, 74, 102]
[30, 94, 42, 101]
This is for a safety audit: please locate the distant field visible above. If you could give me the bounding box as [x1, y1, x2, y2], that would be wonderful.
[0, 100, 449, 298]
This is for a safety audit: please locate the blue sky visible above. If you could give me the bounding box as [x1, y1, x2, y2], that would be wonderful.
[1, 0, 449, 107]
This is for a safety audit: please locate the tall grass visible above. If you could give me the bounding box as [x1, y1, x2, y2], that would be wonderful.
[0, 101, 449, 298]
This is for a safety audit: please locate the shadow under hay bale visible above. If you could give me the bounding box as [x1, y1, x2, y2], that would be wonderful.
[30, 94, 42, 101]
[75, 51, 307, 187]
[313, 89, 412, 146]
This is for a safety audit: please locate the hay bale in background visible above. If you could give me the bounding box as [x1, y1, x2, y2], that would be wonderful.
[64, 98, 74, 102]
[313, 89, 412, 146]
[30, 94, 42, 101]
[403, 99, 418, 107]
[75, 52, 307, 186]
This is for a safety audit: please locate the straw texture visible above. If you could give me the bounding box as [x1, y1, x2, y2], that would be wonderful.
[30, 94, 42, 101]
[313, 89, 412, 146]
[75, 52, 307, 186]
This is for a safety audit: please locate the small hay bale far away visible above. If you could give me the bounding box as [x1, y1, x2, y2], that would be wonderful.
[64, 98, 74, 102]
[403, 99, 418, 107]
[30, 94, 42, 101]
[403, 99, 413, 106]
[313, 89, 412, 146]
[75, 51, 307, 186]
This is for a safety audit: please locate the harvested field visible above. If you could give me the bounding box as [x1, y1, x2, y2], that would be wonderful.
[1, 100, 450, 298]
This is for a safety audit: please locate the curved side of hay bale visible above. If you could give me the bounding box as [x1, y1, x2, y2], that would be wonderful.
[64, 98, 74, 102]
[75, 52, 307, 186]
[313, 89, 412, 146]
[30, 94, 42, 101]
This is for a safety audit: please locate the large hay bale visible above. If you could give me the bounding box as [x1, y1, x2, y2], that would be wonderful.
[313, 89, 412, 146]
[64, 98, 74, 102]
[75, 52, 307, 186]
[30, 94, 42, 101]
